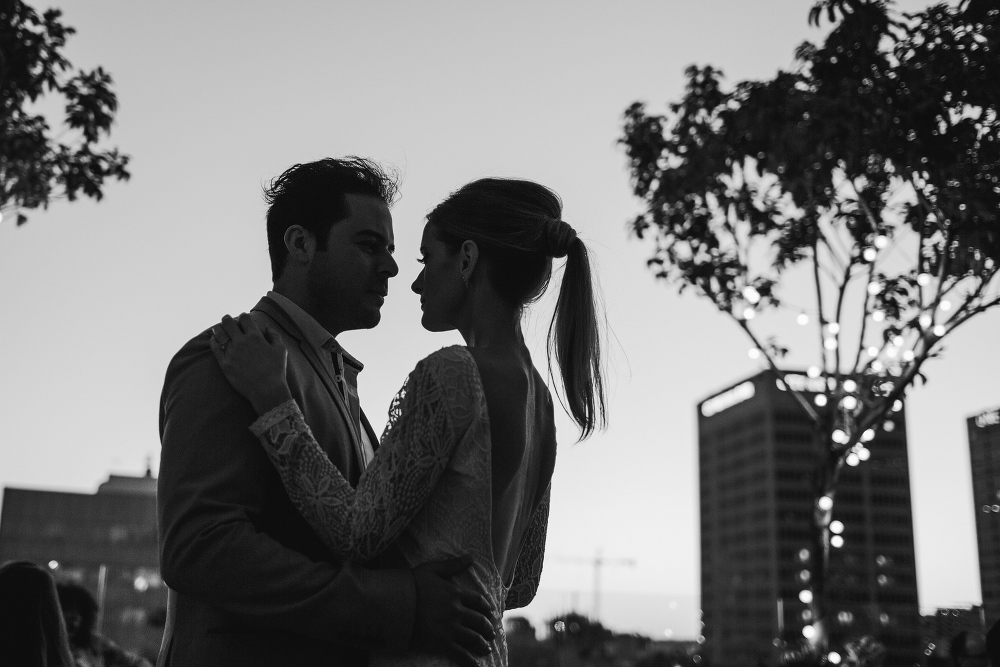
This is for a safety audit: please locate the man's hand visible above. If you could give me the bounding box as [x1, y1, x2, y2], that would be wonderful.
[412, 556, 495, 667]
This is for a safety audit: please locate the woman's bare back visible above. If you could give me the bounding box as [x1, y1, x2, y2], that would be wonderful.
[468, 346, 557, 583]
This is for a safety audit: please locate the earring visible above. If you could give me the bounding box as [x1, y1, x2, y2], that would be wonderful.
[462, 273, 470, 289]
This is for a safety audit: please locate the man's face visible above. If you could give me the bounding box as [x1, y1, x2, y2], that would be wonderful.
[306, 194, 398, 334]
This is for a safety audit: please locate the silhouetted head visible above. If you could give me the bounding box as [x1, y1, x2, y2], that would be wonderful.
[412, 178, 606, 438]
[55, 579, 98, 647]
[0, 561, 75, 667]
[265, 157, 401, 334]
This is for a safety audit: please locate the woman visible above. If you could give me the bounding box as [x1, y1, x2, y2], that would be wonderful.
[212, 178, 606, 665]
[0, 561, 76, 667]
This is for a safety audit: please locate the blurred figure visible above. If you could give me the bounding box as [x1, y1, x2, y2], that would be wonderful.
[55, 579, 151, 667]
[987, 619, 1000, 666]
[0, 560, 75, 667]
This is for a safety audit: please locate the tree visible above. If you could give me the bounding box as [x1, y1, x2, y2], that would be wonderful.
[620, 0, 998, 661]
[1, 0, 130, 227]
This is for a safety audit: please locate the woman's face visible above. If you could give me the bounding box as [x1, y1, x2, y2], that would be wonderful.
[411, 223, 466, 332]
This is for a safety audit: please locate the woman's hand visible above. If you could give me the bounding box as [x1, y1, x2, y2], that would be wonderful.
[210, 313, 293, 416]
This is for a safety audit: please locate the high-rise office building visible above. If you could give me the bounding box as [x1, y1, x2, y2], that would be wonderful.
[0, 471, 165, 660]
[969, 405, 1000, 626]
[698, 370, 920, 667]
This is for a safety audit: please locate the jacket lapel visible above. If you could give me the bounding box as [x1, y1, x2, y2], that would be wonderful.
[252, 296, 367, 466]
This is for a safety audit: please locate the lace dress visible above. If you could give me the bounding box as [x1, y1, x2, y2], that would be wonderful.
[249, 346, 551, 666]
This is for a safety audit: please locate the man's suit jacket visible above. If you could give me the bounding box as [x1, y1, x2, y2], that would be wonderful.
[157, 296, 415, 667]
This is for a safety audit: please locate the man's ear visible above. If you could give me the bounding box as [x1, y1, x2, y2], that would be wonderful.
[460, 240, 479, 283]
[284, 225, 317, 267]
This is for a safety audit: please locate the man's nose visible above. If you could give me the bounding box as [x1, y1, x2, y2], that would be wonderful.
[383, 253, 399, 277]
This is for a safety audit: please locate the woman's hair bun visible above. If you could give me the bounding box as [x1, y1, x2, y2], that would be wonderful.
[545, 218, 578, 258]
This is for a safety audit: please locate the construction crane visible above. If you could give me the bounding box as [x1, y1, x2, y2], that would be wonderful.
[559, 548, 635, 622]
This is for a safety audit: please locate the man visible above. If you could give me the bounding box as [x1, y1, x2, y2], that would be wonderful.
[157, 157, 494, 667]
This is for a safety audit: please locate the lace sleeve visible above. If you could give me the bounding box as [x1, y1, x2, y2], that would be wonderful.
[248, 349, 476, 562]
[504, 483, 550, 610]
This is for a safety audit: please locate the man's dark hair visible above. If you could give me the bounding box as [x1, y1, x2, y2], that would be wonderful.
[264, 157, 399, 281]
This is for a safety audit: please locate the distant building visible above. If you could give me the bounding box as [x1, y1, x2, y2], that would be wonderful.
[698, 371, 920, 667]
[0, 471, 165, 661]
[969, 405, 1000, 626]
[919, 606, 986, 663]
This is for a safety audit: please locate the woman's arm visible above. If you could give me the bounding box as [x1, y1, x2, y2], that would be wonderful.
[504, 484, 551, 610]
[250, 351, 476, 562]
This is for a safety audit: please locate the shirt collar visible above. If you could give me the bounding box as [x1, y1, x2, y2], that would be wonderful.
[266, 291, 365, 371]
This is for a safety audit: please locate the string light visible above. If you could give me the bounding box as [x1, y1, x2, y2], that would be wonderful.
[903, 350, 915, 362]
[843, 379, 857, 393]
[861, 429, 875, 442]
[892, 400, 903, 412]
[940, 299, 952, 311]
[824, 338, 838, 350]
[892, 335, 904, 347]
[799, 590, 813, 604]
[828, 322, 841, 334]
[874, 235, 889, 249]
[871, 360, 884, 372]
[917, 273, 931, 286]
[883, 421, 896, 432]
[857, 447, 871, 461]
[828, 652, 842, 665]
[743, 286, 761, 304]
[814, 394, 828, 406]
[743, 308, 756, 320]
[867, 346, 879, 356]
[802, 625, 816, 639]
[872, 310, 885, 322]
[846, 453, 860, 466]
[807, 366, 821, 378]
[797, 312, 810, 325]
[867, 282, 882, 295]
[842, 396, 858, 410]
[933, 324, 946, 336]
[832, 429, 849, 444]
[886, 346, 898, 358]
[818, 496, 834, 510]
[919, 313, 932, 328]
[830, 520, 844, 534]
[748, 348, 761, 359]
[831, 535, 845, 548]
[863, 247, 878, 262]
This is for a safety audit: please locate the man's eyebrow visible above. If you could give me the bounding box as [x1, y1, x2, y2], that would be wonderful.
[356, 230, 395, 252]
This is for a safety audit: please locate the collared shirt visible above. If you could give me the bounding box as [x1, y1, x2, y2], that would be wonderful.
[266, 291, 375, 466]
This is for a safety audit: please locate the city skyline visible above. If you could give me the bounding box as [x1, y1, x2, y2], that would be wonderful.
[0, 0, 994, 639]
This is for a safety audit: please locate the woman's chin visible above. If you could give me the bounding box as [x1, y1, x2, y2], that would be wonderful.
[420, 313, 451, 333]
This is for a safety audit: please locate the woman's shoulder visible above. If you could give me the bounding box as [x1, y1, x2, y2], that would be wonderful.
[410, 345, 478, 385]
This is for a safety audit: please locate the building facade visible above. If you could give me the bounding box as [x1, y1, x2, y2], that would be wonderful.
[969, 405, 1000, 626]
[699, 371, 920, 666]
[0, 472, 165, 661]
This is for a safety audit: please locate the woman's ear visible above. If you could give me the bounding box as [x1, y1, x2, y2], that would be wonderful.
[460, 240, 479, 283]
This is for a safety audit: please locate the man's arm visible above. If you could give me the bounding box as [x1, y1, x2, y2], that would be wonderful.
[157, 335, 414, 650]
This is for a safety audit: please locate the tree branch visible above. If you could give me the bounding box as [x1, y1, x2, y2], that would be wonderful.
[735, 316, 823, 424]
[852, 260, 878, 373]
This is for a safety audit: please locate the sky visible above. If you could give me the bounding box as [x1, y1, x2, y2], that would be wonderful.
[0, 0, 995, 640]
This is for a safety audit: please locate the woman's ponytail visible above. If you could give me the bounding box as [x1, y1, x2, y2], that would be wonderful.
[548, 235, 606, 439]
